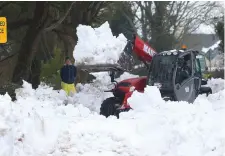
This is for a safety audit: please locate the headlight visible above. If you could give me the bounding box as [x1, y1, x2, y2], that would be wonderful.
[129, 86, 135, 92]
[167, 52, 171, 55]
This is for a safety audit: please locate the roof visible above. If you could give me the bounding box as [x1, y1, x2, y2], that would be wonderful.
[178, 34, 219, 52]
[202, 40, 221, 53]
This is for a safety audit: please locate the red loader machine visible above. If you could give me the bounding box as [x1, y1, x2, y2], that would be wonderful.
[99, 35, 212, 118]
[76, 35, 212, 118]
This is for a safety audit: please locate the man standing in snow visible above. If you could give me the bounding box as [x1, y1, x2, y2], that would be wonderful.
[60, 57, 77, 96]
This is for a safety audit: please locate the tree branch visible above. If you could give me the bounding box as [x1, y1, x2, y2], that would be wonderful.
[0, 52, 18, 62]
[0, 1, 11, 10]
[44, 1, 75, 32]
[121, 11, 137, 34]
[90, 2, 105, 20]
[53, 28, 76, 46]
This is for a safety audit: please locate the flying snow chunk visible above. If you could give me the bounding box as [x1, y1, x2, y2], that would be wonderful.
[73, 22, 127, 65]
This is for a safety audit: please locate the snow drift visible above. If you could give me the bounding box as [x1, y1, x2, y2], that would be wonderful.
[206, 78, 225, 94]
[0, 74, 224, 156]
[73, 22, 127, 65]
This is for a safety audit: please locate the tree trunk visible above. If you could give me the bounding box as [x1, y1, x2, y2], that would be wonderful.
[0, 53, 18, 86]
[28, 57, 41, 89]
[12, 2, 46, 85]
[150, 2, 171, 52]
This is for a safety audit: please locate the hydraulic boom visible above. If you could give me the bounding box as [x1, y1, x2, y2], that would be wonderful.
[124, 35, 157, 64]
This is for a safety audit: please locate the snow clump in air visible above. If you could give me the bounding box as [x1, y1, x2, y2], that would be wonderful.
[73, 22, 127, 65]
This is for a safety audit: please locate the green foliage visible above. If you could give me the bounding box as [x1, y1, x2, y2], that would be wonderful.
[40, 47, 64, 89]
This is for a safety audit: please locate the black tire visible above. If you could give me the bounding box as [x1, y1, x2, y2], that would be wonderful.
[200, 86, 212, 96]
[100, 97, 121, 118]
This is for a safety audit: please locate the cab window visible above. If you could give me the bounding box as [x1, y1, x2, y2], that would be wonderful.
[175, 53, 192, 84]
[197, 55, 207, 73]
[195, 58, 201, 73]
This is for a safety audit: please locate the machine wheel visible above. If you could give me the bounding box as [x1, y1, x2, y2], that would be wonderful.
[100, 97, 122, 118]
[199, 86, 212, 96]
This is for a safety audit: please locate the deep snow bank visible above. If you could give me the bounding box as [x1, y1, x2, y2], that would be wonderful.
[126, 86, 225, 156]
[73, 22, 127, 65]
[0, 77, 224, 156]
[206, 78, 225, 93]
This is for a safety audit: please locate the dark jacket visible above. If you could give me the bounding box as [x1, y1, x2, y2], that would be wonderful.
[60, 64, 77, 84]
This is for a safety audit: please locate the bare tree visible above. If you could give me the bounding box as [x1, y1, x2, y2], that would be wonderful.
[132, 1, 220, 51]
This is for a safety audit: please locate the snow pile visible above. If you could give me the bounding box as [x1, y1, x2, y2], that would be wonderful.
[73, 22, 127, 65]
[126, 86, 225, 156]
[0, 94, 14, 156]
[0, 76, 224, 156]
[206, 78, 225, 93]
[211, 54, 224, 69]
[73, 73, 112, 112]
[15, 81, 67, 104]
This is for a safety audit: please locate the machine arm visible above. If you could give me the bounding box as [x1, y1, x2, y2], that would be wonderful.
[124, 35, 157, 64]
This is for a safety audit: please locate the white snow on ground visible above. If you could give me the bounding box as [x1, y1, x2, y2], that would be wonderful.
[73, 22, 127, 65]
[206, 78, 225, 94]
[0, 74, 225, 156]
[126, 86, 225, 156]
[73, 72, 112, 112]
